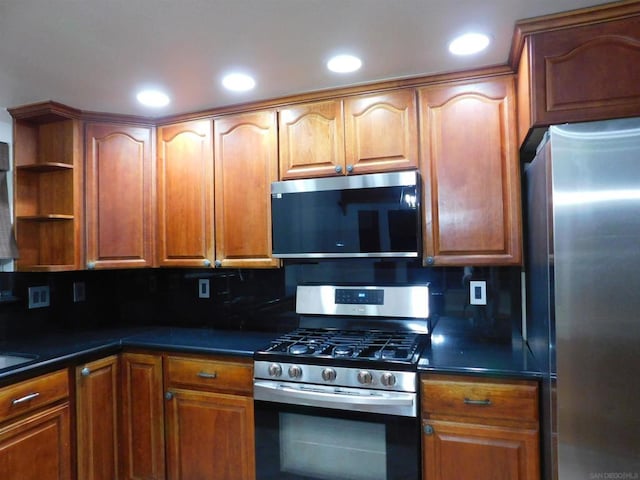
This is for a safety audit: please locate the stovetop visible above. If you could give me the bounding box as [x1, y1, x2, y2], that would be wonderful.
[255, 327, 428, 368]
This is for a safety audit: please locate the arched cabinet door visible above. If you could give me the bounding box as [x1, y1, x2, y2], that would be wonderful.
[85, 122, 154, 269]
[419, 76, 522, 266]
[214, 110, 280, 268]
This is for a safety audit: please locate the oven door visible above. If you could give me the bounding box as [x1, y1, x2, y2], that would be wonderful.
[254, 394, 420, 480]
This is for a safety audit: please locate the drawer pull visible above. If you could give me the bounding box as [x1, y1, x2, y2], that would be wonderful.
[464, 397, 492, 406]
[11, 392, 40, 406]
[197, 371, 217, 379]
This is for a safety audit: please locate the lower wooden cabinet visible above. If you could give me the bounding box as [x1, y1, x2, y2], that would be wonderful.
[421, 374, 540, 480]
[0, 370, 71, 480]
[76, 355, 120, 480]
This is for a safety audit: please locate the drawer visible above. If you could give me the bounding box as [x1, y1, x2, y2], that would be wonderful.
[421, 374, 538, 423]
[0, 369, 69, 423]
[165, 356, 252, 395]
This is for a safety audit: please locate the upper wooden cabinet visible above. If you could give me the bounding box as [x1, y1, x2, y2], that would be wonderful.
[9, 103, 84, 271]
[514, 4, 640, 149]
[213, 110, 279, 268]
[279, 89, 418, 179]
[419, 76, 522, 266]
[157, 120, 214, 268]
[344, 89, 418, 174]
[85, 122, 155, 269]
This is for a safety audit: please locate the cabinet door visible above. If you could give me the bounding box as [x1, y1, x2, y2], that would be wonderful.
[419, 77, 522, 266]
[86, 123, 154, 269]
[214, 110, 279, 268]
[278, 99, 345, 179]
[0, 403, 71, 480]
[76, 355, 120, 480]
[344, 89, 418, 174]
[120, 353, 165, 480]
[165, 389, 255, 480]
[422, 419, 540, 480]
[157, 120, 214, 268]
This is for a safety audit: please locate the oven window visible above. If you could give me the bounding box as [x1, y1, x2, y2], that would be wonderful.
[280, 413, 386, 480]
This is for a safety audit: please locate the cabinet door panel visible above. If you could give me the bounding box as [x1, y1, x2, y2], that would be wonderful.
[0, 403, 71, 480]
[157, 120, 214, 267]
[86, 123, 154, 269]
[120, 353, 165, 480]
[419, 77, 522, 266]
[214, 111, 279, 268]
[344, 89, 418, 174]
[165, 389, 255, 480]
[423, 420, 539, 480]
[76, 355, 119, 480]
[279, 100, 345, 179]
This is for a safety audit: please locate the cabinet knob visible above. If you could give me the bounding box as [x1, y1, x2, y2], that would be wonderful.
[335, 165, 342, 173]
[214, 259, 222, 268]
[425, 256, 435, 266]
[87, 261, 96, 270]
[424, 424, 434, 435]
[80, 367, 91, 377]
[165, 391, 174, 400]
[203, 259, 212, 267]
[346, 164, 353, 173]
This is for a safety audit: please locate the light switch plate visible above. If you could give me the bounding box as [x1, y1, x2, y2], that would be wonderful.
[198, 279, 210, 299]
[469, 281, 487, 305]
[28, 286, 50, 309]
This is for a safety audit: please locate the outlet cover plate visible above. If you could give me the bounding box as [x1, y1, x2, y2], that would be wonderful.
[28, 286, 50, 309]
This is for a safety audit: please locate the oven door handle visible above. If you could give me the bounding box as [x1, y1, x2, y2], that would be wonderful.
[254, 380, 415, 407]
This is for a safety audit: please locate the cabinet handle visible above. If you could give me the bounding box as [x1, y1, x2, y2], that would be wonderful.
[423, 424, 434, 435]
[425, 256, 435, 266]
[346, 164, 353, 173]
[203, 259, 211, 267]
[165, 391, 174, 400]
[214, 260, 222, 268]
[11, 392, 40, 406]
[80, 367, 91, 377]
[335, 165, 342, 173]
[87, 261, 96, 270]
[197, 371, 217, 379]
[464, 397, 492, 406]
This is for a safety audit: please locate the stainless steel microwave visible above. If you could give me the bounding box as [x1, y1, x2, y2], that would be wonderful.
[271, 171, 421, 259]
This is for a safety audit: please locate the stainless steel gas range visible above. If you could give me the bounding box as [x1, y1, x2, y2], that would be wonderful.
[253, 284, 429, 480]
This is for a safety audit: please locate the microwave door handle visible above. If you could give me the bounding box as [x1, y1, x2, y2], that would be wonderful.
[254, 381, 414, 407]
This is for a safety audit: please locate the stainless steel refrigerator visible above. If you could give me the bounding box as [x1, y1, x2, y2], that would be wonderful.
[525, 118, 640, 480]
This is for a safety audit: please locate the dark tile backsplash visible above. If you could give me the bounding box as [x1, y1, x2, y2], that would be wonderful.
[0, 261, 521, 342]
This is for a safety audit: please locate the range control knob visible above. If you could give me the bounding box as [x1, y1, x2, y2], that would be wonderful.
[380, 372, 396, 387]
[321, 368, 337, 382]
[288, 365, 303, 379]
[357, 370, 373, 385]
[268, 363, 282, 377]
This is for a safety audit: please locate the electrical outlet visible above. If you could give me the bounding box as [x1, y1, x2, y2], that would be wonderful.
[73, 281, 86, 302]
[28, 286, 50, 309]
[198, 279, 210, 299]
[469, 280, 487, 305]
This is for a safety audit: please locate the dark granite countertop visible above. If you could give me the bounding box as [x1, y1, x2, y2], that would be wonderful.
[418, 317, 542, 380]
[0, 319, 542, 385]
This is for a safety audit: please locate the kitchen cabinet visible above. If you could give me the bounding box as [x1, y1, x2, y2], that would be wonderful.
[85, 122, 155, 269]
[9, 102, 84, 271]
[279, 89, 418, 179]
[421, 374, 540, 480]
[213, 110, 279, 268]
[418, 76, 522, 266]
[156, 120, 214, 268]
[76, 355, 120, 480]
[164, 355, 255, 480]
[120, 352, 165, 480]
[0, 369, 71, 480]
[515, 4, 640, 149]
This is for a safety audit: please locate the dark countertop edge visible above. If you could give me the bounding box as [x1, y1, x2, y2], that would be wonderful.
[417, 364, 543, 381]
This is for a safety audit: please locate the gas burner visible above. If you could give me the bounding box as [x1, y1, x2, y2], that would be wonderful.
[289, 344, 313, 355]
[333, 345, 355, 357]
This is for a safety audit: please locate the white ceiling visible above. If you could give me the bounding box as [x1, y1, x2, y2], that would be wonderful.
[0, 0, 613, 121]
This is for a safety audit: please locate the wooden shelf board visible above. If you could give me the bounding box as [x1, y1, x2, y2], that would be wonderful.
[16, 162, 74, 172]
[17, 264, 75, 272]
[16, 214, 74, 221]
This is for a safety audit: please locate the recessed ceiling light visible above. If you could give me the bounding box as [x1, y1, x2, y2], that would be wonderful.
[222, 73, 256, 92]
[448, 33, 490, 56]
[136, 90, 170, 107]
[327, 54, 362, 73]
